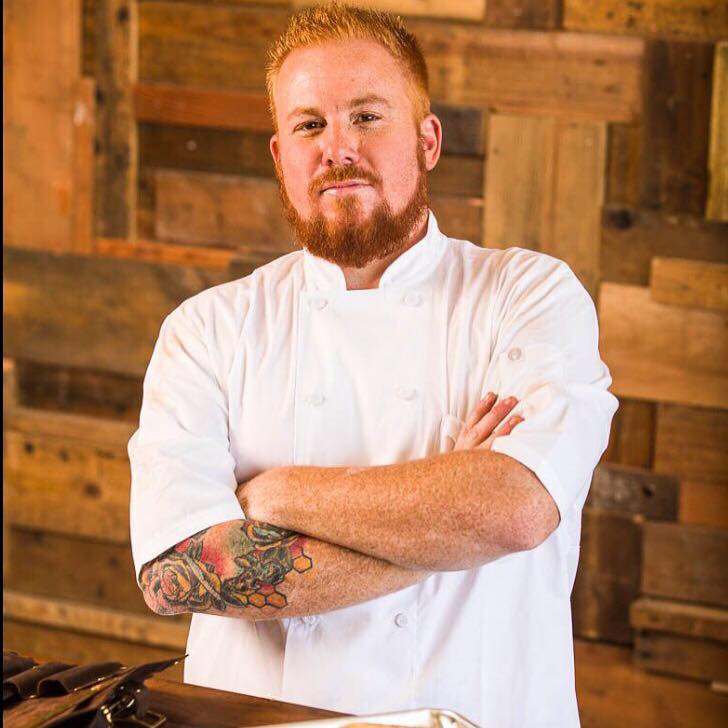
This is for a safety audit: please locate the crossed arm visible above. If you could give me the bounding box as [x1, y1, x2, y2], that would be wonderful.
[140, 396, 560, 619]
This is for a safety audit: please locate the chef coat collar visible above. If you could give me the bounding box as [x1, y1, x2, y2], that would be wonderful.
[302, 210, 448, 292]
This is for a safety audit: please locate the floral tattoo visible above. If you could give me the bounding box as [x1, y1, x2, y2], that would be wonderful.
[141, 521, 313, 614]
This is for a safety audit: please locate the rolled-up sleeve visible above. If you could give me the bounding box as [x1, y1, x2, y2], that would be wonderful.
[128, 305, 244, 584]
[488, 254, 619, 522]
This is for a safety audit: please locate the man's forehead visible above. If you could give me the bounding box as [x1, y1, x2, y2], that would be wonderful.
[274, 40, 409, 112]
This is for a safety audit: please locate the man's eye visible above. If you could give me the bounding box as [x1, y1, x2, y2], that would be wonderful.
[296, 121, 324, 132]
[356, 113, 378, 123]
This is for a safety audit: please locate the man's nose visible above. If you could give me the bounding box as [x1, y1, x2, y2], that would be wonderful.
[320, 121, 360, 167]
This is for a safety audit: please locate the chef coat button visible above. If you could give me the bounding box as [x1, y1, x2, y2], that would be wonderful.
[403, 292, 423, 307]
[396, 385, 417, 401]
[307, 392, 325, 406]
[309, 296, 328, 310]
[394, 613, 408, 628]
[302, 615, 319, 626]
[508, 347, 523, 361]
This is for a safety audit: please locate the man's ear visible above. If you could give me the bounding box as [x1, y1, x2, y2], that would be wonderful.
[270, 133, 280, 166]
[419, 113, 442, 172]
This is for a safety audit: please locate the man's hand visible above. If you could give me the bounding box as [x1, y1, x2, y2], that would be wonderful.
[453, 393, 523, 452]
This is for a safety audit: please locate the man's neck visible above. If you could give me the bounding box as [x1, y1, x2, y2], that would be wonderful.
[338, 213, 429, 291]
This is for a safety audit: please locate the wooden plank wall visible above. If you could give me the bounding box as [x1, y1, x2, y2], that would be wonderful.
[4, 1, 728, 724]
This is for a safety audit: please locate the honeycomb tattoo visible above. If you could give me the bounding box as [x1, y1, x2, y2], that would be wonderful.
[142, 521, 313, 614]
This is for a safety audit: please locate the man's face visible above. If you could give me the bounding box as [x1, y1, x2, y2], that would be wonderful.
[270, 39, 441, 268]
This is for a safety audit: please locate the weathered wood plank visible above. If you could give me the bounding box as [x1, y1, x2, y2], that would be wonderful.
[139, 123, 275, 179]
[484, 0, 560, 29]
[641, 39, 714, 215]
[654, 404, 728, 486]
[4, 429, 131, 543]
[571, 508, 642, 644]
[634, 631, 728, 683]
[5, 405, 135, 448]
[155, 169, 294, 251]
[3, 246, 231, 377]
[484, 114, 606, 296]
[598, 283, 728, 409]
[3, 0, 81, 251]
[605, 123, 642, 207]
[72, 76, 96, 254]
[650, 258, 728, 312]
[410, 21, 644, 121]
[4, 527, 147, 614]
[97, 237, 236, 270]
[707, 42, 728, 221]
[642, 522, 728, 608]
[2, 621, 184, 681]
[93, 0, 138, 238]
[587, 463, 679, 521]
[14, 360, 142, 422]
[429, 195, 483, 243]
[564, 0, 728, 39]
[601, 398, 655, 469]
[292, 0, 486, 22]
[575, 639, 728, 727]
[134, 83, 272, 133]
[631, 598, 728, 643]
[600, 206, 728, 287]
[429, 155, 484, 198]
[679, 481, 728, 530]
[3, 591, 189, 651]
[138, 4, 643, 121]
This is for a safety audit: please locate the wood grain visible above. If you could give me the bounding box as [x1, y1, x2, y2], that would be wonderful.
[631, 598, 728, 643]
[601, 398, 655, 469]
[138, 4, 644, 121]
[574, 639, 728, 727]
[3, 0, 81, 251]
[650, 258, 728, 312]
[93, 0, 138, 239]
[642, 522, 728, 608]
[587, 463, 678, 521]
[292, 0, 486, 22]
[71, 77, 96, 254]
[634, 631, 728, 683]
[155, 169, 295, 251]
[707, 42, 728, 221]
[600, 206, 728, 287]
[484, 0, 560, 29]
[571, 508, 642, 644]
[4, 429, 131, 543]
[640, 39, 714, 215]
[679, 481, 728, 530]
[598, 283, 728, 409]
[654, 404, 728, 486]
[3, 247, 231, 377]
[484, 114, 606, 296]
[4, 527, 148, 614]
[605, 123, 642, 207]
[3, 591, 189, 651]
[564, 0, 728, 39]
[134, 83, 272, 133]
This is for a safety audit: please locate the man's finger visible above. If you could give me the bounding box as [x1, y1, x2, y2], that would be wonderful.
[471, 397, 518, 441]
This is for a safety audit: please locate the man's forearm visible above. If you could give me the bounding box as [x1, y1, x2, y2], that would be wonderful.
[241, 449, 550, 572]
[140, 518, 431, 620]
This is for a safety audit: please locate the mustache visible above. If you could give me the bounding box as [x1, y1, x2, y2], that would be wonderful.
[308, 167, 381, 196]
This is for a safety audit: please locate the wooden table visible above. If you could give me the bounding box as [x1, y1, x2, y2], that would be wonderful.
[146, 677, 342, 728]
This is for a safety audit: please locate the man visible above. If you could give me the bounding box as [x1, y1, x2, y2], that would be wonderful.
[129, 4, 618, 726]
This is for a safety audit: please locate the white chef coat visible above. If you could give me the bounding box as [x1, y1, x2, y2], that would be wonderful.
[129, 210, 618, 727]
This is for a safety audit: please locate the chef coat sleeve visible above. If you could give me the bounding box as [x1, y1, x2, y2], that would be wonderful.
[488, 253, 619, 525]
[128, 304, 244, 585]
